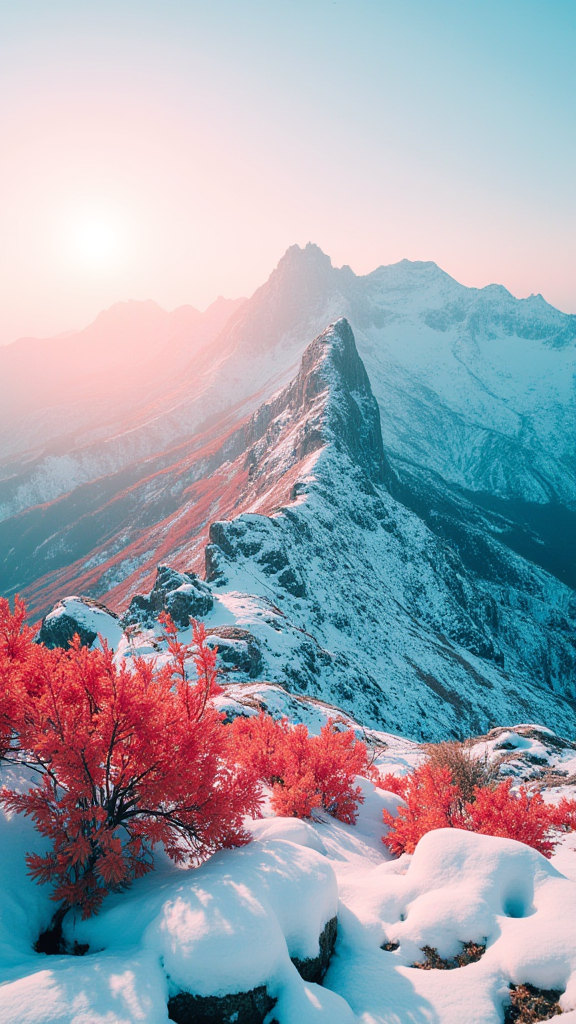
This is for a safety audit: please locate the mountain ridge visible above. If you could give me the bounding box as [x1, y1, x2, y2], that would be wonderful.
[29, 319, 575, 742]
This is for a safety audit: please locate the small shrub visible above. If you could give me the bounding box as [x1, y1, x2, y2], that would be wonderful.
[382, 763, 465, 856]
[382, 764, 576, 858]
[424, 740, 499, 802]
[232, 713, 371, 823]
[411, 942, 486, 970]
[504, 983, 563, 1023]
[379, 773, 409, 798]
[466, 781, 565, 857]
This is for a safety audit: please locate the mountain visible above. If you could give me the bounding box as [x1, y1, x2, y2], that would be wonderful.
[0, 295, 245, 512]
[2, 245, 573, 515]
[28, 320, 575, 741]
[0, 245, 574, 737]
[1, 245, 574, 610]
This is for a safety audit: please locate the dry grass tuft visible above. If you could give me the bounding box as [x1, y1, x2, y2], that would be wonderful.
[504, 983, 563, 1022]
[411, 942, 486, 970]
[423, 740, 500, 802]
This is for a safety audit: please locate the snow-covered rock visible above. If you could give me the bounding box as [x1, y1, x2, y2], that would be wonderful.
[122, 564, 213, 629]
[36, 596, 123, 650]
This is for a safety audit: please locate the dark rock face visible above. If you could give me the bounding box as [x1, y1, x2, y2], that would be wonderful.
[37, 612, 97, 650]
[166, 915, 337, 1023]
[168, 985, 276, 1024]
[205, 626, 263, 678]
[123, 565, 213, 628]
[37, 597, 118, 649]
[290, 915, 337, 983]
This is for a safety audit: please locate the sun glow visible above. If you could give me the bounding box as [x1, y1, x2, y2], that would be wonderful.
[68, 216, 124, 268]
[72, 219, 119, 264]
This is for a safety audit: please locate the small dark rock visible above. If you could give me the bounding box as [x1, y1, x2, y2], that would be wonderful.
[205, 627, 263, 678]
[290, 916, 337, 984]
[168, 985, 276, 1024]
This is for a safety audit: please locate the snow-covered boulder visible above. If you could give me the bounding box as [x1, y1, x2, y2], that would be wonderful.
[205, 625, 263, 678]
[36, 596, 123, 650]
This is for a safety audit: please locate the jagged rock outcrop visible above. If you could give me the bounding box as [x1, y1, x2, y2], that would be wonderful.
[122, 565, 213, 629]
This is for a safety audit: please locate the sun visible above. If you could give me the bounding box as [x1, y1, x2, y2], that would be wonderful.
[73, 219, 119, 264]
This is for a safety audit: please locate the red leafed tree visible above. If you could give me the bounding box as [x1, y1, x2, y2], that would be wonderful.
[0, 596, 35, 759]
[232, 713, 370, 823]
[382, 763, 576, 858]
[0, 606, 260, 951]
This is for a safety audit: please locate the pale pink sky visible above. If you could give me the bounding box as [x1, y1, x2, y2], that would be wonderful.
[1, 1, 574, 345]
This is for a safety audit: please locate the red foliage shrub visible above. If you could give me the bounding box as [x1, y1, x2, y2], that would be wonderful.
[0, 596, 35, 758]
[382, 764, 465, 856]
[464, 781, 565, 857]
[0, 604, 260, 940]
[232, 713, 370, 823]
[382, 763, 576, 858]
[379, 772, 409, 798]
[550, 797, 576, 833]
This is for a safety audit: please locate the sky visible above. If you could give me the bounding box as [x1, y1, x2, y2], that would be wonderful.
[0, 0, 574, 345]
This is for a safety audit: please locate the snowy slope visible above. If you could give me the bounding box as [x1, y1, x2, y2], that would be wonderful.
[31, 321, 574, 742]
[1, 723, 576, 1024]
[0, 295, 245, 515]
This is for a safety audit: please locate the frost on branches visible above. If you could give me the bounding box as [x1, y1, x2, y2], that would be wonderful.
[0, 599, 259, 951]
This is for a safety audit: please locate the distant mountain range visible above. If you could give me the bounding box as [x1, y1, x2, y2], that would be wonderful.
[1, 245, 574, 739]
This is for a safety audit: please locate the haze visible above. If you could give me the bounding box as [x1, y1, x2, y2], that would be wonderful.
[0, 0, 574, 346]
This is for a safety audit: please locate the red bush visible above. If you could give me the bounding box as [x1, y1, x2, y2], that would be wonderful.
[382, 764, 465, 856]
[465, 780, 563, 857]
[0, 596, 35, 758]
[0, 604, 259, 943]
[382, 763, 576, 858]
[379, 772, 409, 798]
[232, 713, 370, 823]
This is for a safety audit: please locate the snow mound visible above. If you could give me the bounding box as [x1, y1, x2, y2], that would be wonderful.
[327, 826, 576, 1023]
[2, 747, 576, 1023]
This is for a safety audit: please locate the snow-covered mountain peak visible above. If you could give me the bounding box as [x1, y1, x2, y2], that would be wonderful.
[292, 318, 392, 487]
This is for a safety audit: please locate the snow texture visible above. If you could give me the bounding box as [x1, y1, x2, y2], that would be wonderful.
[2, 728, 576, 1024]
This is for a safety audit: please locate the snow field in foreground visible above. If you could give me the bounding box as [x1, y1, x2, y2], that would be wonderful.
[0, 769, 575, 1024]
